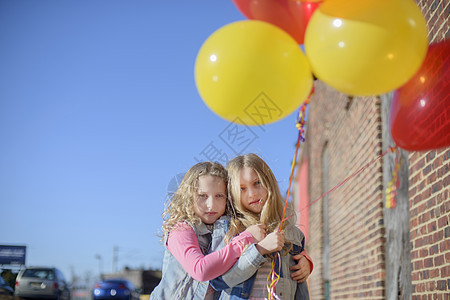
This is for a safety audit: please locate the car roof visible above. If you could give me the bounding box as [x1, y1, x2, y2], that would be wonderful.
[101, 279, 129, 282]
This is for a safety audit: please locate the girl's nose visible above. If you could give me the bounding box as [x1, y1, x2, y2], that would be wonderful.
[248, 187, 256, 197]
[206, 197, 214, 209]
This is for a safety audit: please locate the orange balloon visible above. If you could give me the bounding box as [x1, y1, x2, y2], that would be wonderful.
[232, 0, 321, 44]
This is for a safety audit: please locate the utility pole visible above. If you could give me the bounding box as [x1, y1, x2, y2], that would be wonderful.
[112, 246, 118, 273]
[94, 254, 103, 279]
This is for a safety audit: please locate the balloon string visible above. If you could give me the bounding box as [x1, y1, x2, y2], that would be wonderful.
[386, 147, 401, 208]
[266, 253, 281, 300]
[279, 88, 313, 232]
[268, 89, 312, 300]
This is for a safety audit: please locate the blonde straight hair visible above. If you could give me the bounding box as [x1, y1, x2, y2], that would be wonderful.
[161, 161, 228, 237]
[225, 153, 293, 243]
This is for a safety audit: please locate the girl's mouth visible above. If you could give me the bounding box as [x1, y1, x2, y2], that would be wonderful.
[249, 199, 261, 205]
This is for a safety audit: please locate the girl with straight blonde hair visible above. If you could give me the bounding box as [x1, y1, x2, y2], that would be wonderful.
[211, 154, 313, 300]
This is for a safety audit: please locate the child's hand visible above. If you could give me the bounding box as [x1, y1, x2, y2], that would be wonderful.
[245, 224, 266, 242]
[290, 254, 311, 282]
[255, 231, 284, 255]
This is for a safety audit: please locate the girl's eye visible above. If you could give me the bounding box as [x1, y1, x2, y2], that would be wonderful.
[198, 194, 207, 199]
[216, 194, 225, 198]
[254, 181, 261, 186]
[240, 187, 246, 192]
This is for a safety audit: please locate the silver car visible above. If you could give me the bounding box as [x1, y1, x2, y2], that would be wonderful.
[14, 267, 70, 300]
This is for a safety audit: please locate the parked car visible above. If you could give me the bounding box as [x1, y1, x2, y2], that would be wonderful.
[92, 279, 139, 300]
[14, 267, 70, 300]
[0, 276, 14, 295]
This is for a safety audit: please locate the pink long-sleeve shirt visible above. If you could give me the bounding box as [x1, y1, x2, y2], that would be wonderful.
[167, 222, 254, 282]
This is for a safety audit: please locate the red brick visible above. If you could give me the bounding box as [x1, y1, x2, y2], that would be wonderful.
[428, 221, 437, 232]
[427, 171, 437, 184]
[433, 230, 444, 243]
[434, 254, 445, 266]
[420, 248, 429, 257]
[438, 215, 448, 228]
[437, 163, 449, 178]
[436, 280, 447, 290]
[443, 173, 450, 187]
[441, 265, 450, 277]
[424, 257, 434, 268]
[440, 238, 450, 252]
[430, 269, 440, 278]
[429, 244, 439, 255]
[432, 181, 443, 193]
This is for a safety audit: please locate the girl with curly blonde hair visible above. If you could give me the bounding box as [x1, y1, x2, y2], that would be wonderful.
[151, 161, 284, 300]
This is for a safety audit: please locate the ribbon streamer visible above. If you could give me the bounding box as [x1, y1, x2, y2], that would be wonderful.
[267, 89, 313, 300]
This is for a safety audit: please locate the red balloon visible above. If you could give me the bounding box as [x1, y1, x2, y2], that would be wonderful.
[232, 0, 321, 45]
[390, 40, 450, 151]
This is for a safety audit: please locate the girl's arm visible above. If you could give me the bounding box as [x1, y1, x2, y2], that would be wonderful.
[290, 250, 314, 282]
[210, 231, 284, 290]
[167, 222, 254, 282]
[210, 243, 264, 290]
[285, 224, 313, 282]
[211, 225, 310, 290]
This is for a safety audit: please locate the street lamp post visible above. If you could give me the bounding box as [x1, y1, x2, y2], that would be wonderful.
[94, 254, 103, 279]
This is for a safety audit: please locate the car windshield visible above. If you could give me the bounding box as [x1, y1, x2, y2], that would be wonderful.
[22, 269, 55, 280]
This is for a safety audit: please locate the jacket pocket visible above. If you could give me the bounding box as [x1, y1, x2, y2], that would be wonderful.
[273, 277, 295, 299]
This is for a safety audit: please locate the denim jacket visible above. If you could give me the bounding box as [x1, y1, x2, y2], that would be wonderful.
[150, 216, 230, 300]
[210, 224, 310, 300]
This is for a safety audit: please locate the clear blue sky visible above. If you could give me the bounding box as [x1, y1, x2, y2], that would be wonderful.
[0, 0, 303, 281]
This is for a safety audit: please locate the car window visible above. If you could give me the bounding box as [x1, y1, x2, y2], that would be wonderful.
[56, 269, 66, 282]
[22, 269, 55, 280]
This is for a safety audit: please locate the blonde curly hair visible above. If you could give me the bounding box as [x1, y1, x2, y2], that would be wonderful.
[161, 161, 229, 237]
[225, 153, 294, 244]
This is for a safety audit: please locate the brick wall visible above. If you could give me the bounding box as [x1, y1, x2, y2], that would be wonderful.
[417, 0, 449, 42]
[299, 0, 449, 299]
[304, 85, 386, 299]
[408, 0, 449, 298]
[409, 149, 450, 298]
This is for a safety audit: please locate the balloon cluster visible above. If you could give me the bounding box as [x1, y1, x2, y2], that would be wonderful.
[194, 0, 449, 150]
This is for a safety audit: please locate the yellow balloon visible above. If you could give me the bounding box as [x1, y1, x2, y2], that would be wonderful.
[304, 0, 428, 96]
[195, 20, 313, 126]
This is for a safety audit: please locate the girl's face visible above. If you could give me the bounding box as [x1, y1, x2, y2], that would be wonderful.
[239, 166, 268, 214]
[193, 175, 227, 224]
